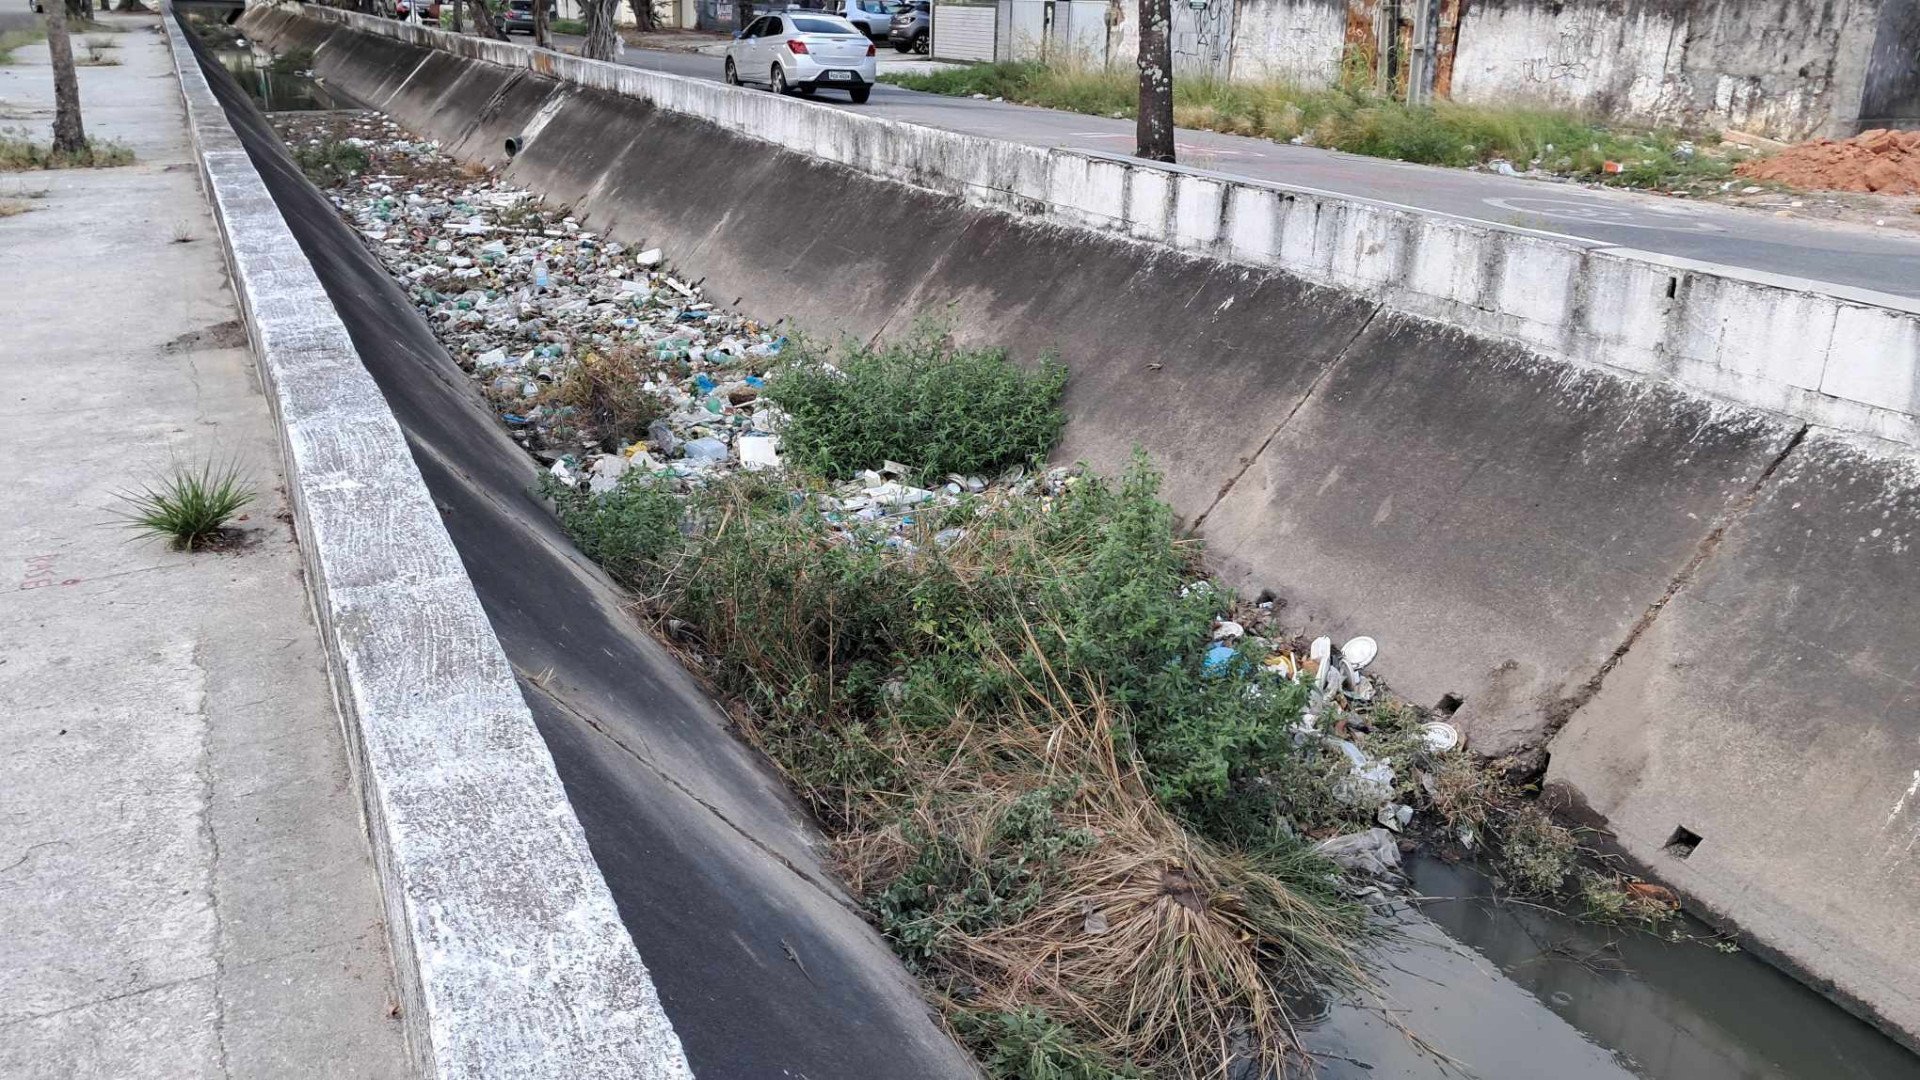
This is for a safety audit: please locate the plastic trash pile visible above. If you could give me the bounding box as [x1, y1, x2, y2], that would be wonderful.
[1198, 598, 1464, 864]
[286, 113, 794, 487]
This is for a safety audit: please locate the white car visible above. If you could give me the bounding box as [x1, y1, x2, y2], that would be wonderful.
[724, 12, 877, 103]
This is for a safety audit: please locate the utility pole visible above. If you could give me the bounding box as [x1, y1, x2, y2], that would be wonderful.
[1135, 0, 1174, 162]
[534, 0, 551, 47]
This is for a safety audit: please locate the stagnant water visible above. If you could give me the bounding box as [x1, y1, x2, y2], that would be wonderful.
[1307, 855, 1920, 1078]
[186, 16, 1920, 1078]
[183, 8, 360, 112]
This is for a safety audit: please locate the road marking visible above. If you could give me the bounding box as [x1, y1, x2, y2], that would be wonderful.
[1483, 195, 1726, 233]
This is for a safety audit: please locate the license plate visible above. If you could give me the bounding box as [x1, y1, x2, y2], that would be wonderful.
[827, 71, 853, 81]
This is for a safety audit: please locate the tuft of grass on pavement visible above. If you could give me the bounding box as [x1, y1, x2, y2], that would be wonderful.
[114, 461, 256, 551]
[882, 60, 1748, 191]
[0, 134, 135, 171]
[0, 27, 46, 63]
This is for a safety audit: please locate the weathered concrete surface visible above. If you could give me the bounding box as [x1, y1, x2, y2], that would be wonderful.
[161, 10, 694, 1078]
[176, 13, 979, 1079]
[0, 17, 406, 1078]
[233, 4, 1920, 1050]
[1547, 430, 1920, 1045]
[248, 1, 1920, 452]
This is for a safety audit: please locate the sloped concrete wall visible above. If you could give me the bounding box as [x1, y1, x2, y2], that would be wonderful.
[239, 4, 1920, 1050]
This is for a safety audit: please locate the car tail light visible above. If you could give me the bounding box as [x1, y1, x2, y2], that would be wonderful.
[787, 39, 809, 53]
[866, 42, 876, 55]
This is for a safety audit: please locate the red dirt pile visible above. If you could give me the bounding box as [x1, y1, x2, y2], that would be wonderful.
[1736, 128, 1920, 195]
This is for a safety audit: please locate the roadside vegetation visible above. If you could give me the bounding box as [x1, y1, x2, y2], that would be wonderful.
[0, 130, 134, 170]
[0, 27, 46, 63]
[881, 60, 1751, 192]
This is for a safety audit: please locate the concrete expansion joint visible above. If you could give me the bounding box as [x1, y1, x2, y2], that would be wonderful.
[1542, 422, 1812, 741]
[188, 637, 236, 1079]
[1192, 304, 1382, 533]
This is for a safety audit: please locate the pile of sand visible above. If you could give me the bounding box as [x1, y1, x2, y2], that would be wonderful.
[1736, 128, 1920, 195]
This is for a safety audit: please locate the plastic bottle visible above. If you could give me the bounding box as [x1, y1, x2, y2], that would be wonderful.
[533, 258, 550, 290]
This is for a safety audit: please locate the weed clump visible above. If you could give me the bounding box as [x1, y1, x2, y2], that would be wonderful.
[553, 455, 1376, 1076]
[114, 461, 255, 551]
[0, 133, 133, 171]
[767, 327, 1067, 485]
[293, 139, 369, 187]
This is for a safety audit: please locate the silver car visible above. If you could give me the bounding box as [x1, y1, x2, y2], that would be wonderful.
[724, 13, 877, 103]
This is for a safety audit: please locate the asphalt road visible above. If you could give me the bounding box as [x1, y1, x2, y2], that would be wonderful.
[611, 45, 1920, 299]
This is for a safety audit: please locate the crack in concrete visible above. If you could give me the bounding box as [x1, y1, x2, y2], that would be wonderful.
[189, 638, 234, 1079]
[1539, 422, 1812, 740]
[1190, 303, 1381, 532]
[517, 677, 864, 921]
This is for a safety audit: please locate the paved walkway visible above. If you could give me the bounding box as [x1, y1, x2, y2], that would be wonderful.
[0, 15, 407, 1078]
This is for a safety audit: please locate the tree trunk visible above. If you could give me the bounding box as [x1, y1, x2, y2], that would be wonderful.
[45, 0, 86, 158]
[1134, 0, 1174, 162]
[626, 0, 656, 32]
[447, 0, 462, 31]
[581, 0, 620, 57]
[465, 0, 505, 36]
[735, 0, 751, 33]
[533, 0, 550, 47]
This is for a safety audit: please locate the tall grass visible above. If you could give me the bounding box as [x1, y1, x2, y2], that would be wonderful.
[884, 60, 1743, 188]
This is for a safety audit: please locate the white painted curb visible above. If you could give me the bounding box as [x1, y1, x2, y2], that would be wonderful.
[287, 0, 1920, 449]
[159, 10, 695, 1078]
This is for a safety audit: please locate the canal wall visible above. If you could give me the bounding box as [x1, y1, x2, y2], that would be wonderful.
[237, 1, 1920, 1052]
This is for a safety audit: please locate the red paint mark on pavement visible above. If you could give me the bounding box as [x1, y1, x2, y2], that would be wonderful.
[18, 554, 82, 591]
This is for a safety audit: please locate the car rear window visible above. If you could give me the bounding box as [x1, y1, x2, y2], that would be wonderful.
[509, 1, 531, 10]
[790, 16, 854, 32]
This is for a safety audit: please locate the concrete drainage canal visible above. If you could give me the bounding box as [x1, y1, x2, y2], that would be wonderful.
[177, 9, 1920, 1079]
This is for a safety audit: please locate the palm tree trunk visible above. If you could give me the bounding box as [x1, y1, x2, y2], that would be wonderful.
[45, 0, 86, 158]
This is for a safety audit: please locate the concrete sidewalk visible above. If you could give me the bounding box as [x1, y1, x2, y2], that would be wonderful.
[0, 16, 406, 1079]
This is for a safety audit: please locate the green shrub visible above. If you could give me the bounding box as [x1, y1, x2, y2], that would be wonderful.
[954, 1008, 1144, 1080]
[767, 326, 1066, 485]
[540, 470, 683, 587]
[292, 139, 368, 187]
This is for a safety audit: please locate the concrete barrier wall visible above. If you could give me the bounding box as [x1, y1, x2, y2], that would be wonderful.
[240, 4, 1920, 1052]
[270, 1, 1920, 450]
[160, 11, 693, 1079]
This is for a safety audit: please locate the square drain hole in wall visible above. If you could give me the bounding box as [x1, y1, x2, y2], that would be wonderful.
[1664, 826, 1702, 859]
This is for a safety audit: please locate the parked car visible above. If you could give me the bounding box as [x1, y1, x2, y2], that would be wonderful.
[832, 0, 901, 40]
[724, 13, 876, 103]
[501, 0, 536, 33]
[887, 0, 927, 52]
[393, 0, 443, 21]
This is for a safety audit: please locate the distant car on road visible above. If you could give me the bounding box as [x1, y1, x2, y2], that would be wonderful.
[393, 0, 443, 21]
[887, 0, 927, 52]
[500, 0, 536, 33]
[724, 13, 876, 103]
[832, 0, 901, 40]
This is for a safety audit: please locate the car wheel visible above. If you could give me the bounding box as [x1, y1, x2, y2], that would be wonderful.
[849, 85, 871, 104]
[724, 58, 740, 85]
[914, 32, 929, 53]
[771, 65, 791, 95]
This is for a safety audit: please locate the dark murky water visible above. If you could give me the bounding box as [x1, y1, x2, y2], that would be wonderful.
[183, 8, 361, 112]
[1305, 854, 1920, 1079]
